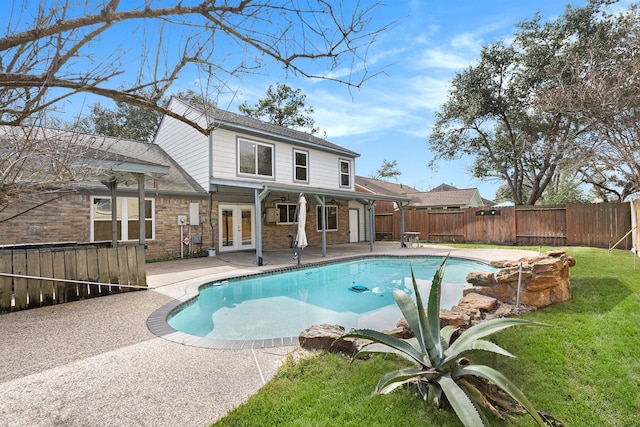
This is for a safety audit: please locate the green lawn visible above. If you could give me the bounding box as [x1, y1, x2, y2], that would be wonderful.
[212, 246, 640, 426]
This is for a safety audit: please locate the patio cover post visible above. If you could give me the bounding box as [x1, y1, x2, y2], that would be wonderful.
[255, 187, 269, 266]
[108, 179, 118, 247]
[399, 203, 406, 248]
[368, 201, 376, 252]
[136, 173, 146, 247]
[313, 194, 327, 257]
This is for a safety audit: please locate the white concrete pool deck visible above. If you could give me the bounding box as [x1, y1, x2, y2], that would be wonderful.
[0, 242, 538, 426]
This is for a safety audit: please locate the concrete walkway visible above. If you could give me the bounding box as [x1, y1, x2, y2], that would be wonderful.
[0, 243, 537, 426]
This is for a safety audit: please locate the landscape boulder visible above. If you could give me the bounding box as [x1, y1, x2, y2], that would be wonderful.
[299, 324, 356, 352]
[465, 250, 575, 308]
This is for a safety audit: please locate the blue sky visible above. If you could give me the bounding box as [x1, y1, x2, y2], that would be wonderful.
[23, 0, 623, 200]
[211, 0, 595, 201]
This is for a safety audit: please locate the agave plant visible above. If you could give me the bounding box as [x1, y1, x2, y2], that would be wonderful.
[336, 258, 550, 427]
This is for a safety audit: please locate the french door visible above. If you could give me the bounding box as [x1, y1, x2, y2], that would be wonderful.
[219, 204, 255, 252]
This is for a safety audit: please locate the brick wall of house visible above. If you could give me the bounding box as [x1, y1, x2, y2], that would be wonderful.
[0, 195, 350, 260]
[0, 194, 91, 243]
[0, 193, 213, 261]
[260, 202, 349, 249]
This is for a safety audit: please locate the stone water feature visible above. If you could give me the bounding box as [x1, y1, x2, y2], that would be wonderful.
[299, 250, 576, 351]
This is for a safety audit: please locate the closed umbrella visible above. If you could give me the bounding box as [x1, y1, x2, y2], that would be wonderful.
[296, 195, 308, 249]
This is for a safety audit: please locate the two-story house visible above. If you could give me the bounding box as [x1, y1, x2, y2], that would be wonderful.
[154, 97, 409, 264]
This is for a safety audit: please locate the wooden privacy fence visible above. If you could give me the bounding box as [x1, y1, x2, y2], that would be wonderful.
[0, 245, 147, 312]
[376, 203, 632, 249]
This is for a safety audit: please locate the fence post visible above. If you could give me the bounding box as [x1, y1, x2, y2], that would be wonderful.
[0, 251, 13, 311]
[12, 250, 28, 310]
[39, 249, 55, 306]
[26, 250, 41, 309]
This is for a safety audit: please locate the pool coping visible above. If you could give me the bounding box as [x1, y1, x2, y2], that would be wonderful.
[146, 253, 493, 349]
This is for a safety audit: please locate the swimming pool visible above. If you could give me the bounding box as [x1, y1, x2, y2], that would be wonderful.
[153, 256, 495, 348]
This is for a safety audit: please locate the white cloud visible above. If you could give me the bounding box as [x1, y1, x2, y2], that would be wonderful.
[450, 32, 483, 50]
[412, 48, 473, 70]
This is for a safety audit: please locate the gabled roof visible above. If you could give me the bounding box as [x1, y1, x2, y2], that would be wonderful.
[0, 126, 205, 195]
[172, 97, 360, 158]
[355, 176, 421, 197]
[354, 177, 489, 208]
[429, 183, 458, 192]
[410, 188, 480, 207]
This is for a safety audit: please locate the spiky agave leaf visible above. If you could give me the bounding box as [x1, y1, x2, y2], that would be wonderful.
[446, 318, 550, 358]
[440, 325, 459, 350]
[437, 373, 485, 427]
[426, 258, 447, 360]
[453, 364, 547, 426]
[353, 341, 431, 367]
[438, 339, 516, 370]
[397, 261, 446, 368]
[456, 378, 496, 424]
[337, 328, 425, 367]
[374, 366, 439, 395]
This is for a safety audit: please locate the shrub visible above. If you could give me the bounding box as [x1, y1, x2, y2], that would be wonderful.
[336, 258, 550, 426]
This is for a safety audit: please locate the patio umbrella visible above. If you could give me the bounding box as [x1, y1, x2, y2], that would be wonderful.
[296, 195, 308, 249]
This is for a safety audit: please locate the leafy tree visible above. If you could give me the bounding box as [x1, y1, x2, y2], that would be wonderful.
[370, 159, 401, 181]
[239, 84, 323, 135]
[428, 36, 581, 205]
[533, 1, 640, 202]
[77, 89, 213, 142]
[77, 89, 162, 142]
[540, 175, 589, 205]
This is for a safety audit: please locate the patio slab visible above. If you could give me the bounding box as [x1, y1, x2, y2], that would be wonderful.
[0, 242, 538, 426]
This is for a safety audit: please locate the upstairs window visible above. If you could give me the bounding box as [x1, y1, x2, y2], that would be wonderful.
[294, 149, 308, 182]
[339, 159, 351, 187]
[238, 139, 274, 178]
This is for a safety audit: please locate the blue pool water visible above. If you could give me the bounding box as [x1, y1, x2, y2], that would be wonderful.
[167, 256, 496, 341]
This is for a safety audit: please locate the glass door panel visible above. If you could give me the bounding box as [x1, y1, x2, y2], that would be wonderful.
[221, 208, 234, 247]
[241, 209, 252, 246]
[219, 205, 255, 251]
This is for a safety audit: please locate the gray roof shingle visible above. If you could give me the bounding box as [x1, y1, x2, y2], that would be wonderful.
[176, 97, 360, 157]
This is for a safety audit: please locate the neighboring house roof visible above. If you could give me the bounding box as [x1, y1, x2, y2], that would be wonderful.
[355, 177, 488, 209]
[410, 188, 481, 208]
[429, 183, 458, 192]
[355, 176, 422, 197]
[172, 97, 360, 158]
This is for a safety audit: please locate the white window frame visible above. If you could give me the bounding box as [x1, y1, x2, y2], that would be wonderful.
[90, 196, 155, 242]
[339, 158, 351, 188]
[237, 138, 275, 178]
[293, 149, 309, 183]
[276, 203, 298, 224]
[317, 205, 338, 231]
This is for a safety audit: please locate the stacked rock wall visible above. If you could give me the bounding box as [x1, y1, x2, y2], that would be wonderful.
[465, 250, 575, 308]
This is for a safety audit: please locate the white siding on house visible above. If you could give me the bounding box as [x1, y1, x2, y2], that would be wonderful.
[154, 99, 210, 190]
[155, 98, 357, 192]
[211, 129, 354, 191]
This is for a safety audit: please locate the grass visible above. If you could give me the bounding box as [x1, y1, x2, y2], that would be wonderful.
[212, 246, 640, 426]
